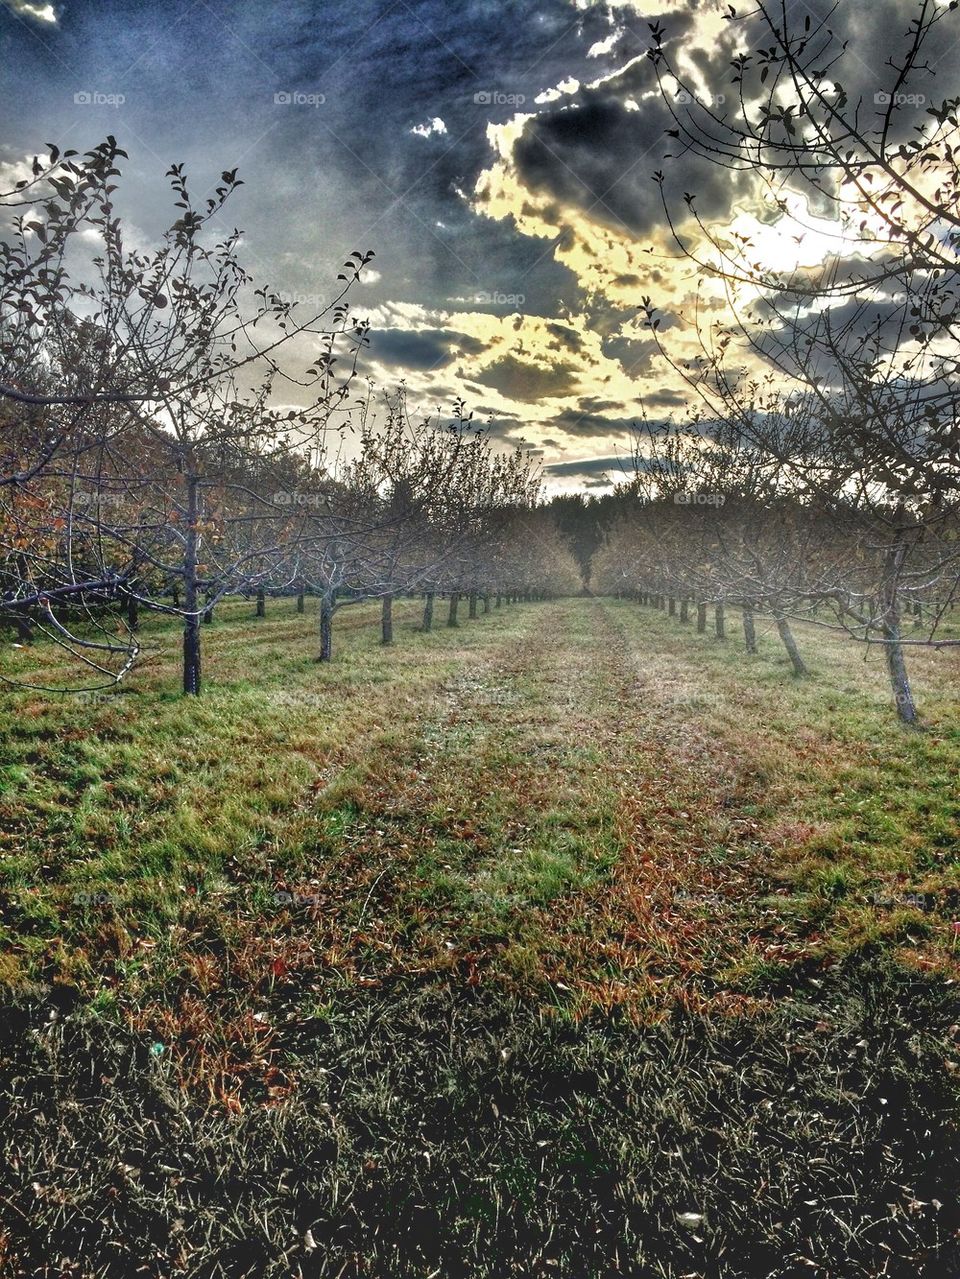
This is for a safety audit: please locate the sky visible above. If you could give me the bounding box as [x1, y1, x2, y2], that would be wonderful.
[1, 0, 954, 492]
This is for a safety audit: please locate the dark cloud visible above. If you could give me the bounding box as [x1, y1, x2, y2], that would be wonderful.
[473, 354, 580, 402]
[583, 293, 641, 340]
[371, 327, 490, 370]
[641, 388, 688, 410]
[5, 0, 938, 485]
[545, 322, 585, 354]
[0, 0, 600, 319]
[508, 0, 956, 249]
[513, 86, 756, 238]
[601, 333, 658, 375]
[371, 329, 457, 370]
[545, 455, 630, 479]
[547, 408, 638, 438]
[580, 397, 622, 413]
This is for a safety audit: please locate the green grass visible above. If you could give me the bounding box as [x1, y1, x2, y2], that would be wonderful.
[3, 593, 960, 1275]
[2, 594, 959, 1045]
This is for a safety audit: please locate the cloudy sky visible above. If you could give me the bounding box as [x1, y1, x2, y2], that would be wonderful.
[0, 0, 948, 490]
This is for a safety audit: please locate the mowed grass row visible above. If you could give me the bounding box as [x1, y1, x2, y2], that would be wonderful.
[0, 593, 959, 1096]
[602, 599, 960, 983]
[3, 595, 960, 1277]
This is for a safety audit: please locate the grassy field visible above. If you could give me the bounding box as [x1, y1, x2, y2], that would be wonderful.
[2, 595, 960, 1276]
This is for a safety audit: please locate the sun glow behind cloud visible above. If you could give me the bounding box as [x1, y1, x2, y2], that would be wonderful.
[3, 0, 56, 22]
[1, 0, 944, 494]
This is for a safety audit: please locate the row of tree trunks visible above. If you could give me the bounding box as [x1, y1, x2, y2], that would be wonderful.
[177, 582, 524, 685]
[637, 588, 812, 684]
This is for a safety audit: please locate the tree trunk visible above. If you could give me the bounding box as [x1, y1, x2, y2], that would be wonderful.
[668, 597, 676, 617]
[882, 533, 917, 724]
[296, 590, 305, 615]
[183, 618, 201, 696]
[483, 593, 491, 614]
[125, 592, 139, 632]
[742, 604, 757, 654]
[468, 592, 478, 620]
[680, 598, 689, 623]
[203, 605, 214, 624]
[13, 610, 32, 643]
[255, 588, 265, 618]
[448, 592, 460, 627]
[422, 591, 435, 632]
[714, 602, 725, 639]
[775, 612, 807, 677]
[318, 589, 334, 662]
[696, 602, 707, 633]
[495, 593, 502, 608]
[182, 473, 201, 696]
[885, 620, 917, 724]
[381, 593, 393, 645]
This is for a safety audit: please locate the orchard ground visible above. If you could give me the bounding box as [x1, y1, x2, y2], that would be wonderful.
[2, 596, 960, 1277]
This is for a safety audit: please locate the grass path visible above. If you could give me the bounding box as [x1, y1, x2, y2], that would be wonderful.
[2, 595, 959, 1096]
[4, 598, 960, 1274]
